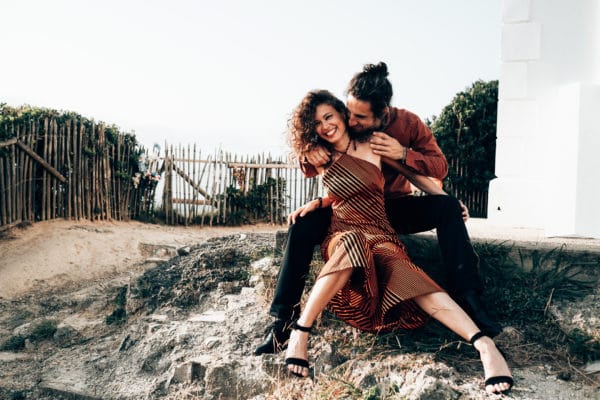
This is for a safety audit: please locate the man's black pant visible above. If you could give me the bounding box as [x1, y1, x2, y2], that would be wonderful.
[269, 194, 482, 320]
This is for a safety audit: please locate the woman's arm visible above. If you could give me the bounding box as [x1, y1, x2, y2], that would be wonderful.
[383, 157, 469, 221]
[382, 157, 446, 195]
[287, 196, 332, 225]
[381, 157, 470, 222]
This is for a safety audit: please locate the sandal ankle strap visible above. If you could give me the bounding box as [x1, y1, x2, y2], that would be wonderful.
[469, 331, 487, 345]
[292, 321, 312, 333]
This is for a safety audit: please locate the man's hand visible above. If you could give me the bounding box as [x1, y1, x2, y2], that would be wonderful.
[370, 131, 405, 160]
[303, 145, 331, 167]
[459, 200, 469, 222]
[288, 199, 320, 225]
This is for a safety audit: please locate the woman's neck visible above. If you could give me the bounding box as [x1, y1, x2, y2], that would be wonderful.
[334, 136, 352, 154]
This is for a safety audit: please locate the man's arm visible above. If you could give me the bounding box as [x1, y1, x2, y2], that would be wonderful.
[403, 114, 448, 179]
[382, 158, 446, 195]
[373, 109, 448, 179]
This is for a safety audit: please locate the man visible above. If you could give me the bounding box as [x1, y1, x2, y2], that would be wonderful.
[254, 62, 501, 355]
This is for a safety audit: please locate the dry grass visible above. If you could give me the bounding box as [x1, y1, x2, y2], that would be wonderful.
[263, 240, 599, 398]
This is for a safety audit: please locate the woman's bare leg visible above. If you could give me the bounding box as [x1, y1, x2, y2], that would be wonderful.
[413, 292, 512, 394]
[285, 240, 353, 377]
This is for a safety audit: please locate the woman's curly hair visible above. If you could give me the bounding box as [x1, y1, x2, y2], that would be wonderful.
[287, 89, 348, 159]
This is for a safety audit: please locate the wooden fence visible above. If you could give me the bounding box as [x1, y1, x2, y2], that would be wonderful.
[0, 126, 324, 228]
[1, 125, 489, 228]
[445, 157, 489, 218]
[0, 118, 139, 229]
[147, 144, 323, 226]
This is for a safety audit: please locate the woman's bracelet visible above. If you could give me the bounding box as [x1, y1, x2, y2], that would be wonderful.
[315, 196, 323, 208]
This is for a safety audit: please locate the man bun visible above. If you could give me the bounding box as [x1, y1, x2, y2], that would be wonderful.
[346, 61, 393, 119]
[363, 62, 389, 78]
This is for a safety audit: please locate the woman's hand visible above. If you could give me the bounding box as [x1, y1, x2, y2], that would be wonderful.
[303, 145, 331, 167]
[288, 197, 330, 225]
[288, 199, 320, 225]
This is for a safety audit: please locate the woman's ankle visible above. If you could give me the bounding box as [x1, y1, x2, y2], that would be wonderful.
[473, 336, 495, 353]
[296, 318, 313, 329]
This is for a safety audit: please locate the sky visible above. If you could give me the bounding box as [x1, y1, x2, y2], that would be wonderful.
[1, 0, 501, 157]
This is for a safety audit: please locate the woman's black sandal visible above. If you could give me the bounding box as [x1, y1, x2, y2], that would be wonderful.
[285, 321, 312, 378]
[470, 331, 514, 395]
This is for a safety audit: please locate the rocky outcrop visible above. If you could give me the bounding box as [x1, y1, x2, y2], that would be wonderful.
[0, 232, 598, 399]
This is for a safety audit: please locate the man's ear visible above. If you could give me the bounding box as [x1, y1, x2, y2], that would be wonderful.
[380, 107, 390, 127]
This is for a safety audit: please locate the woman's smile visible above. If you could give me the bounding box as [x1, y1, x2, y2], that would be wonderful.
[314, 104, 347, 145]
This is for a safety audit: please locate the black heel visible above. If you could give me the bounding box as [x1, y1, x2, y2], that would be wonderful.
[470, 331, 514, 395]
[254, 319, 293, 355]
[285, 321, 312, 378]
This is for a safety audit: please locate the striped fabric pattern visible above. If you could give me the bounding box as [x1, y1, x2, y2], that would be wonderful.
[320, 154, 443, 333]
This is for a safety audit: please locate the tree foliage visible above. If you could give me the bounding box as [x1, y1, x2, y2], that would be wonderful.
[427, 80, 498, 192]
[0, 102, 138, 148]
[0, 102, 141, 174]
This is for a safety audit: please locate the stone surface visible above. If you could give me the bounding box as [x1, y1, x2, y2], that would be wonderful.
[0, 232, 597, 400]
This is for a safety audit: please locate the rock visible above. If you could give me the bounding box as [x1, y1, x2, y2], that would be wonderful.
[170, 361, 205, 384]
[38, 382, 102, 400]
[138, 243, 178, 261]
[584, 360, 600, 373]
[188, 311, 226, 323]
[203, 337, 221, 349]
[177, 246, 191, 256]
[204, 362, 236, 399]
[550, 288, 600, 340]
[217, 281, 238, 295]
[13, 322, 32, 337]
[53, 323, 80, 347]
[0, 352, 32, 361]
[24, 338, 34, 351]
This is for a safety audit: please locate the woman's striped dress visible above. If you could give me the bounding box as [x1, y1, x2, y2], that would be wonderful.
[320, 153, 443, 333]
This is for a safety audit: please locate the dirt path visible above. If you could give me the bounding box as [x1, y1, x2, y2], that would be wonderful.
[0, 220, 282, 300]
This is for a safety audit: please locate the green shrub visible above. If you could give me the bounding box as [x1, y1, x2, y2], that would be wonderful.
[29, 319, 58, 342]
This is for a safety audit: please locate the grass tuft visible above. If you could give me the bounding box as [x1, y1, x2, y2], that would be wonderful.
[265, 239, 599, 397]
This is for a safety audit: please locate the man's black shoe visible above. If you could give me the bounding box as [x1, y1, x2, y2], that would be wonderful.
[457, 290, 503, 338]
[254, 319, 292, 355]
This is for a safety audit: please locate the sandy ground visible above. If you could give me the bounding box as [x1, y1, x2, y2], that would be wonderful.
[3, 217, 599, 301]
[1, 220, 598, 399]
[0, 220, 282, 300]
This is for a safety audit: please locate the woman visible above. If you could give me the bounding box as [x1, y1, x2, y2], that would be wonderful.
[284, 90, 513, 395]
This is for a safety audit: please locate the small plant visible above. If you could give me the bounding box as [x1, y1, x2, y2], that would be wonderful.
[222, 177, 286, 225]
[29, 319, 58, 342]
[106, 308, 127, 325]
[0, 335, 26, 351]
[0, 319, 58, 351]
[106, 286, 128, 325]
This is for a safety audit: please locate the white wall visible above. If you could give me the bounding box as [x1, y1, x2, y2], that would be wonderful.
[488, 0, 600, 238]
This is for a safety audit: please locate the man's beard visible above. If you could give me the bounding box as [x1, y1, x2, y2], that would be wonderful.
[349, 125, 378, 143]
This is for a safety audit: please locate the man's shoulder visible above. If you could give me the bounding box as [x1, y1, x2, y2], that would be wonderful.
[386, 107, 427, 136]
[390, 107, 422, 123]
